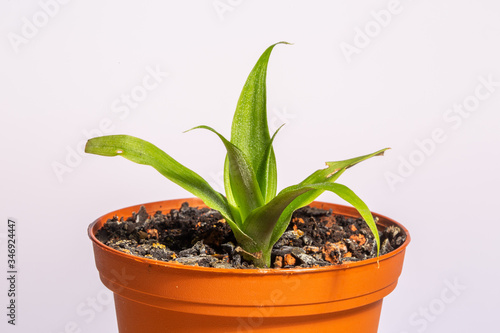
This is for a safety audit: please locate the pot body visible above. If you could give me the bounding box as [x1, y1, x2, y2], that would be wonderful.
[89, 198, 410, 333]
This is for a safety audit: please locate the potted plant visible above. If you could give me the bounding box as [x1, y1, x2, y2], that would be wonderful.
[86, 42, 410, 333]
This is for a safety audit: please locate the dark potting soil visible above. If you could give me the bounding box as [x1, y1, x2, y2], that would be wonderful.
[96, 202, 406, 269]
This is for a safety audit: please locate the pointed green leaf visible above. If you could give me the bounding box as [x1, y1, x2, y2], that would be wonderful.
[223, 157, 242, 225]
[241, 148, 388, 258]
[188, 126, 264, 221]
[243, 182, 380, 266]
[268, 148, 389, 246]
[85, 135, 255, 247]
[256, 124, 284, 203]
[301, 148, 389, 185]
[231, 41, 290, 200]
[242, 185, 310, 251]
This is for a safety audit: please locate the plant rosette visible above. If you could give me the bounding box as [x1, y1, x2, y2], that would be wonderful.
[86, 43, 410, 332]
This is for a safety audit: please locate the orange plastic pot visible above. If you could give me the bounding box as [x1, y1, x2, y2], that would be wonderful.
[88, 198, 410, 333]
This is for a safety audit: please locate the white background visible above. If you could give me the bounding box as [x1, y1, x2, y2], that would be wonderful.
[1, 0, 499, 332]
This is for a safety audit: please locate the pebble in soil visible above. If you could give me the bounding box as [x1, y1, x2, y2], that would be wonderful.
[96, 202, 406, 269]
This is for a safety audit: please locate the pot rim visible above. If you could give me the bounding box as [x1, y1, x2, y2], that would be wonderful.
[88, 198, 410, 275]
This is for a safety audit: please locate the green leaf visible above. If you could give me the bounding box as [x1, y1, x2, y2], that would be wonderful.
[85, 135, 256, 247]
[231, 41, 290, 201]
[268, 148, 389, 247]
[256, 124, 284, 203]
[188, 126, 264, 221]
[223, 157, 242, 225]
[301, 148, 389, 185]
[243, 182, 380, 267]
[241, 148, 388, 261]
